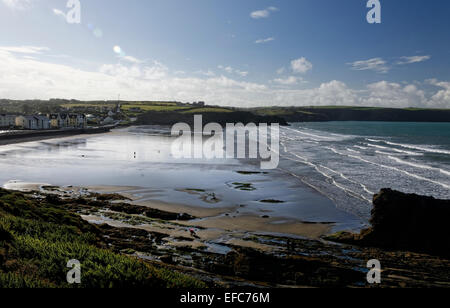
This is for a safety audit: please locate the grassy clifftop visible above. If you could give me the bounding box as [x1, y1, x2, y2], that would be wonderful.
[0, 189, 205, 288]
[250, 106, 450, 122]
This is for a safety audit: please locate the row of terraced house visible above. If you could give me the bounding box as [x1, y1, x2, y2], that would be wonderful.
[0, 114, 87, 130]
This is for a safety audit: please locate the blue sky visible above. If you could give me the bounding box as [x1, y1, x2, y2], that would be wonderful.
[0, 0, 449, 108]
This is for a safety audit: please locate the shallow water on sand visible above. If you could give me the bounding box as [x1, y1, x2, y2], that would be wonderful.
[0, 126, 364, 232]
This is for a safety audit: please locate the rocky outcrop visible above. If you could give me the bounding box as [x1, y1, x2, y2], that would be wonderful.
[280, 107, 450, 122]
[326, 189, 450, 257]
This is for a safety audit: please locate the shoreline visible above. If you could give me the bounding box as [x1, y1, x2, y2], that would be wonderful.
[0, 126, 112, 146]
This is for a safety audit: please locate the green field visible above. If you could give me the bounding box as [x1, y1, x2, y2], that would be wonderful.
[181, 107, 233, 114]
[121, 105, 190, 112]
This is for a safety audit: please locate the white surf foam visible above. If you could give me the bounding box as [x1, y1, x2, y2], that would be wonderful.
[367, 139, 450, 155]
[287, 151, 373, 202]
[327, 147, 450, 190]
[283, 126, 337, 141]
[387, 156, 450, 177]
[354, 145, 368, 150]
[366, 143, 422, 156]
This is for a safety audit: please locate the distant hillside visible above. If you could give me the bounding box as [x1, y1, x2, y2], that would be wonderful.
[136, 109, 288, 126]
[1, 99, 449, 123]
[250, 107, 450, 123]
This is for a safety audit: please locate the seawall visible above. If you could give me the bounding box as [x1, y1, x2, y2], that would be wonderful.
[0, 126, 111, 146]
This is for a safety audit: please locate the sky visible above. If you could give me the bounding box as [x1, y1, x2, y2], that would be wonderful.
[0, 0, 450, 108]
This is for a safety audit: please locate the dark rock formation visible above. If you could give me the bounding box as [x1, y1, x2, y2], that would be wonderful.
[0, 224, 12, 243]
[280, 107, 450, 123]
[326, 189, 450, 257]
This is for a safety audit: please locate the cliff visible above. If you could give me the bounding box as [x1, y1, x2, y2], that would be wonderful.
[263, 107, 450, 123]
[327, 189, 450, 257]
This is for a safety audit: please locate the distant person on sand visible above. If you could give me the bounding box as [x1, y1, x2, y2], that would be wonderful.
[189, 228, 199, 238]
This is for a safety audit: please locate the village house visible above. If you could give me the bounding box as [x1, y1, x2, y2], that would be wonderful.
[102, 116, 115, 125]
[48, 114, 86, 129]
[59, 114, 69, 127]
[77, 114, 87, 128]
[15, 116, 40, 130]
[49, 114, 63, 129]
[68, 114, 78, 127]
[34, 115, 51, 129]
[0, 114, 17, 128]
[15, 114, 86, 130]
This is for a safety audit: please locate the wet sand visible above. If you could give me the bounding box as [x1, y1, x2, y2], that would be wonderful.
[178, 215, 332, 239]
[86, 184, 333, 238]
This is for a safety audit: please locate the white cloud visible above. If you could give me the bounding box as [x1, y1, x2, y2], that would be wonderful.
[348, 58, 389, 73]
[2, 0, 33, 10]
[273, 76, 302, 85]
[0, 46, 49, 54]
[100, 60, 169, 80]
[121, 56, 143, 64]
[349, 56, 431, 73]
[255, 37, 275, 44]
[250, 7, 279, 19]
[397, 55, 431, 65]
[52, 8, 66, 19]
[218, 65, 248, 77]
[0, 46, 448, 109]
[291, 57, 313, 74]
[427, 79, 450, 108]
[361, 81, 427, 108]
[195, 70, 216, 77]
[276, 67, 285, 75]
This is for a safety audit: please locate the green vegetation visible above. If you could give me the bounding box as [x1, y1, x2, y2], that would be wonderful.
[231, 182, 256, 191]
[121, 105, 190, 112]
[236, 171, 268, 175]
[0, 189, 205, 288]
[61, 103, 116, 109]
[259, 199, 285, 204]
[123, 101, 179, 106]
[185, 188, 206, 193]
[181, 107, 233, 114]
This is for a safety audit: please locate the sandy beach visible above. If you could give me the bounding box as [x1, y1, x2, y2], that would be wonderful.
[0, 126, 364, 259]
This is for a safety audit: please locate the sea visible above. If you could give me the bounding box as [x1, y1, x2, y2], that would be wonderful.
[279, 122, 450, 220]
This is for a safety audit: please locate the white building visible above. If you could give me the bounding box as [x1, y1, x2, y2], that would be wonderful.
[0, 114, 16, 128]
[77, 114, 87, 128]
[15, 115, 50, 130]
[102, 116, 115, 125]
[16, 116, 38, 130]
[35, 115, 50, 129]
